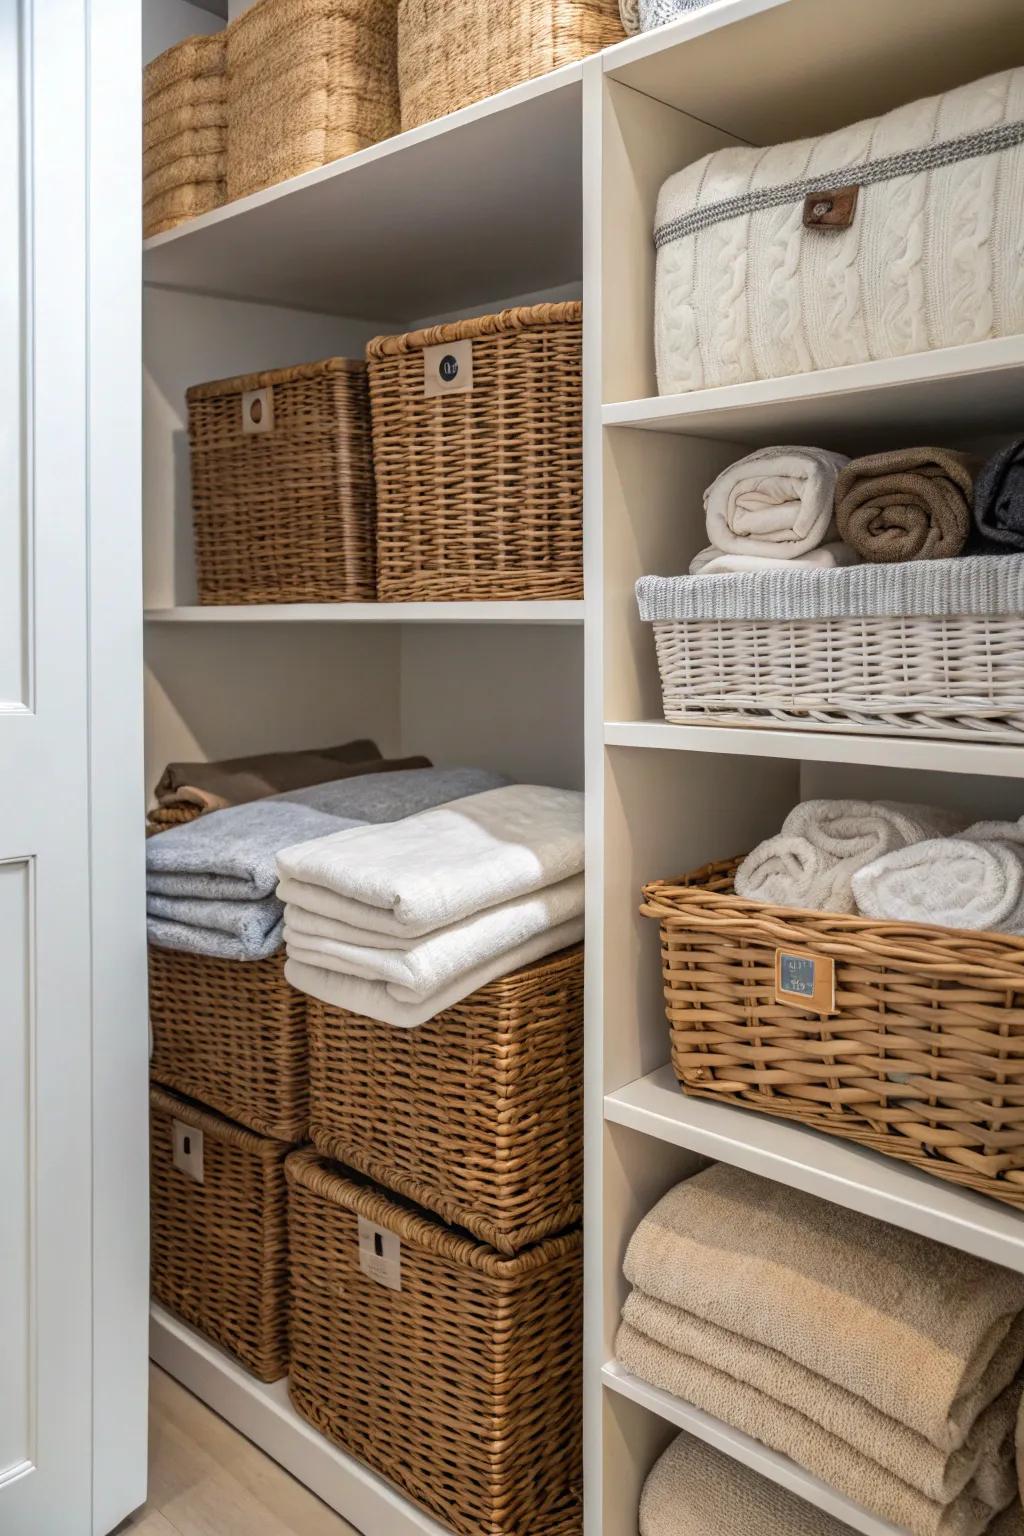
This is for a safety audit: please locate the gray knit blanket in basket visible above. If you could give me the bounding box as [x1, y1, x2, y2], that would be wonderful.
[636, 554, 1024, 625]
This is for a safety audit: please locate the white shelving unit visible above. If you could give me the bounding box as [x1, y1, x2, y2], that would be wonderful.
[142, 3, 1024, 1535]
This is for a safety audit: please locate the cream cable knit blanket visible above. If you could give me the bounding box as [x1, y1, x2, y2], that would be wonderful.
[655, 67, 1024, 395]
[703, 447, 849, 559]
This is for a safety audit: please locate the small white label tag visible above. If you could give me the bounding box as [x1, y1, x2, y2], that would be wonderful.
[172, 1119, 204, 1183]
[424, 339, 473, 398]
[241, 386, 274, 434]
[358, 1216, 402, 1291]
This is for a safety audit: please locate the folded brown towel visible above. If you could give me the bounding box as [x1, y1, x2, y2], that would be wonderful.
[993, 1504, 1024, 1535]
[641, 1432, 859, 1536]
[617, 1323, 1016, 1536]
[835, 448, 974, 562]
[624, 1165, 1024, 1453]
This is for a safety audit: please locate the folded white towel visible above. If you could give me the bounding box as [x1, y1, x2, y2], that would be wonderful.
[689, 541, 859, 575]
[736, 800, 968, 914]
[285, 918, 584, 1028]
[284, 874, 584, 1002]
[704, 447, 849, 560]
[276, 784, 584, 938]
[853, 821, 1024, 933]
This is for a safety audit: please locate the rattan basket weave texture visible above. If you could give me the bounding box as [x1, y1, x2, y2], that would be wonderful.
[286, 1151, 583, 1535]
[308, 944, 583, 1254]
[149, 948, 308, 1141]
[187, 358, 375, 605]
[397, 0, 624, 129]
[367, 304, 583, 602]
[151, 1086, 291, 1381]
[643, 860, 1024, 1209]
[225, 0, 399, 202]
[143, 33, 226, 237]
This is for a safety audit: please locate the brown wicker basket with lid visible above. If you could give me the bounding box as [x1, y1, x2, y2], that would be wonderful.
[150, 1086, 292, 1381]
[149, 948, 308, 1141]
[642, 859, 1024, 1209]
[187, 357, 375, 605]
[366, 303, 583, 601]
[397, 0, 624, 130]
[143, 33, 226, 237]
[286, 1151, 583, 1535]
[225, 0, 399, 202]
[307, 944, 583, 1254]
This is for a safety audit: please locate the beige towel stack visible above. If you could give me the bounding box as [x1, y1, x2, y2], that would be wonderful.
[143, 33, 227, 237]
[616, 1165, 1024, 1536]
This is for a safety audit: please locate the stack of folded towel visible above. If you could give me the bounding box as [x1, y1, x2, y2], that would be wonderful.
[617, 1164, 1024, 1536]
[690, 447, 856, 576]
[146, 766, 506, 962]
[277, 783, 585, 1028]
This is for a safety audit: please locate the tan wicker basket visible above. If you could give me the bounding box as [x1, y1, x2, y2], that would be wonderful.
[187, 358, 376, 605]
[151, 1086, 291, 1381]
[225, 0, 399, 203]
[367, 304, 584, 602]
[308, 945, 583, 1254]
[149, 948, 308, 1141]
[397, 0, 624, 129]
[642, 860, 1024, 1209]
[143, 33, 226, 238]
[286, 1152, 583, 1535]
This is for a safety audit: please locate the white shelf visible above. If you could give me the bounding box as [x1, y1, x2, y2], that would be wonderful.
[605, 720, 1024, 780]
[601, 1363, 908, 1536]
[603, 0, 1024, 143]
[143, 66, 583, 320]
[144, 602, 584, 626]
[602, 337, 1024, 449]
[605, 1066, 1024, 1274]
[150, 1305, 452, 1536]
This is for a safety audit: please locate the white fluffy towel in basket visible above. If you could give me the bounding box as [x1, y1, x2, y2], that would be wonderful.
[654, 67, 1024, 394]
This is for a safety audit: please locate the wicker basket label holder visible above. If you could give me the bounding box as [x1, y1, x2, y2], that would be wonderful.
[642, 860, 1024, 1209]
[150, 1085, 292, 1382]
[286, 1151, 583, 1536]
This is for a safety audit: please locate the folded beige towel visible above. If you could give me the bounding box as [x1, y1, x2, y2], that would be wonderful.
[617, 1323, 1014, 1536]
[641, 1431, 859, 1536]
[624, 1289, 1021, 1505]
[624, 1165, 1024, 1452]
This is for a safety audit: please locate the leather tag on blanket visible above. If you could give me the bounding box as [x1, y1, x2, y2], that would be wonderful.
[774, 948, 836, 1015]
[803, 185, 859, 230]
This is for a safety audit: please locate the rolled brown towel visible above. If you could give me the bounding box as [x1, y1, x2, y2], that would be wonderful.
[835, 447, 974, 563]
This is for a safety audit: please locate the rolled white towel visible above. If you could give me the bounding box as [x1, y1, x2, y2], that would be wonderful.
[689, 541, 860, 576]
[704, 446, 849, 560]
[736, 800, 969, 914]
[852, 821, 1024, 933]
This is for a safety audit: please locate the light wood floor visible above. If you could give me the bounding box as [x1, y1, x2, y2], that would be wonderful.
[117, 1365, 361, 1536]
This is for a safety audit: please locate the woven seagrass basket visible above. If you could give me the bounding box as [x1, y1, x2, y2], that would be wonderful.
[225, 0, 399, 202]
[149, 948, 308, 1141]
[367, 304, 583, 601]
[143, 33, 226, 237]
[187, 358, 375, 605]
[642, 860, 1024, 1209]
[397, 0, 624, 129]
[308, 945, 583, 1254]
[151, 1086, 292, 1381]
[286, 1152, 583, 1535]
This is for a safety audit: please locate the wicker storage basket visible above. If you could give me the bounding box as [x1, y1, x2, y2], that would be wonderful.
[143, 33, 226, 238]
[287, 1152, 583, 1535]
[225, 0, 399, 203]
[397, 0, 624, 129]
[149, 948, 308, 1141]
[367, 304, 584, 601]
[151, 1086, 291, 1381]
[637, 555, 1024, 742]
[642, 861, 1024, 1210]
[187, 358, 375, 605]
[308, 945, 583, 1254]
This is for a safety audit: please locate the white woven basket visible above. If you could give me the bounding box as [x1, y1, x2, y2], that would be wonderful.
[637, 556, 1024, 742]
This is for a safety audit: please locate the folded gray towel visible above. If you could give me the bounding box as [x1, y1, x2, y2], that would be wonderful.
[146, 767, 509, 959]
